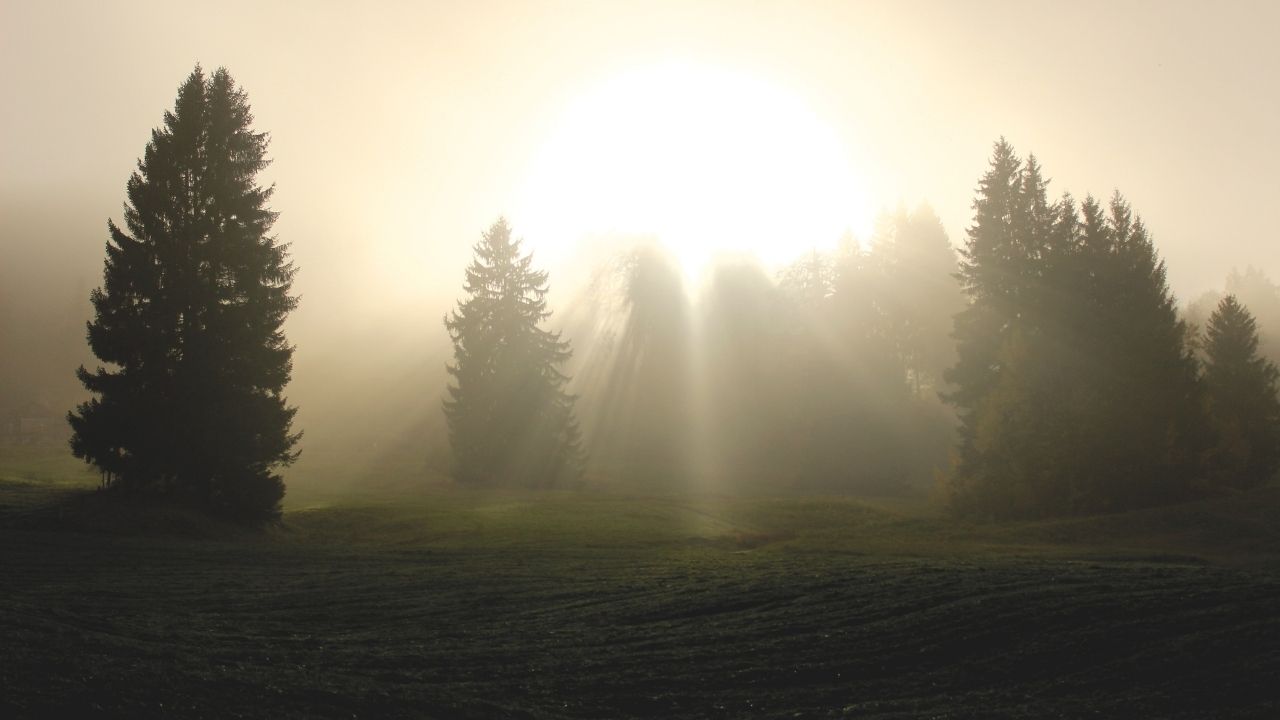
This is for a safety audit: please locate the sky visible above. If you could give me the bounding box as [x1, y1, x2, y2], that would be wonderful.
[2, 0, 1278, 444]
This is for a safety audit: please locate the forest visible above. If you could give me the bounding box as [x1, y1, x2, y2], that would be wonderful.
[4, 5, 1280, 715]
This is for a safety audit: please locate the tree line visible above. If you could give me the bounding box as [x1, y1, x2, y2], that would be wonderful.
[560, 207, 963, 494]
[945, 140, 1280, 518]
[67, 67, 1280, 523]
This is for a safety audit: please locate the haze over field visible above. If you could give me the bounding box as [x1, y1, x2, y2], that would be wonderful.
[6, 3, 1280, 718]
[3, 0, 1280, 497]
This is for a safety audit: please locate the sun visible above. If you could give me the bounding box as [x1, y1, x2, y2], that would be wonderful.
[516, 60, 873, 281]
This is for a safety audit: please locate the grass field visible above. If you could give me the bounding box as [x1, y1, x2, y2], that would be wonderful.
[2, 445, 1278, 718]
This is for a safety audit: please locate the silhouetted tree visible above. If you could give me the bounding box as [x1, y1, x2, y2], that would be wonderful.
[948, 140, 1205, 517]
[1183, 268, 1280, 366]
[1202, 295, 1280, 488]
[945, 139, 1037, 511]
[1070, 193, 1205, 509]
[1027, 193, 1203, 514]
[1224, 268, 1280, 365]
[444, 218, 582, 487]
[68, 66, 298, 524]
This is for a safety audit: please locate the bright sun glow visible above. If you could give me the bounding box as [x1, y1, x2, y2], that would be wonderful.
[517, 60, 873, 280]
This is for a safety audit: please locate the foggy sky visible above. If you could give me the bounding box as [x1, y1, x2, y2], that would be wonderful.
[3, 0, 1278, 487]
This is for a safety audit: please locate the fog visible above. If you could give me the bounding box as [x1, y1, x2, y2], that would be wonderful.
[7, 4, 1280, 716]
[4, 0, 1280, 498]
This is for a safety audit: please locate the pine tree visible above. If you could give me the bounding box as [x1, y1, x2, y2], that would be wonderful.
[1037, 193, 1205, 512]
[67, 66, 298, 523]
[947, 140, 1206, 517]
[444, 218, 582, 487]
[1084, 194, 1203, 507]
[1225, 267, 1280, 365]
[945, 139, 1032, 509]
[1203, 295, 1280, 488]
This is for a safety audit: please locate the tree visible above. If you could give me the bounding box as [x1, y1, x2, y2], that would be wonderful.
[444, 218, 582, 487]
[868, 204, 965, 395]
[67, 66, 299, 524]
[573, 243, 694, 488]
[1075, 193, 1205, 509]
[777, 249, 851, 489]
[945, 139, 1036, 510]
[770, 239, 928, 493]
[1182, 268, 1280, 367]
[1224, 267, 1280, 365]
[1202, 295, 1280, 488]
[947, 140, 1206, 518]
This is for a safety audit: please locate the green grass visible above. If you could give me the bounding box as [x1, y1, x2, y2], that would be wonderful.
[0, 441, 96, 486]
[277, 484, 1280, 568]
[2, 445, 1279, 718]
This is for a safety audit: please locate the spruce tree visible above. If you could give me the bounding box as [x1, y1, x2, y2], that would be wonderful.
[1225, 268, 1280, 364]
[68, 66, 298, 523]
[444, 219, 582, 487]
[1203, 295, 1280, 488]
[947, 140, 1206, 517]
[1090, 194, 1204, 508]
[1038, 193, 1205, 512]
[945, 138, 1031, 510]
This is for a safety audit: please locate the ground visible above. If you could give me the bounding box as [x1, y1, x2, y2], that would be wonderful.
[1, 445, 1278, 718]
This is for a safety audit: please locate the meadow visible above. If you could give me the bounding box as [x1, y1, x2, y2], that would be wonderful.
[2, 445, 1278, 718]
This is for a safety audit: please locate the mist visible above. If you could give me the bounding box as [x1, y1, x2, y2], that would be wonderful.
[6, 2, 1280, 501]
[4, 2, 1280, 717]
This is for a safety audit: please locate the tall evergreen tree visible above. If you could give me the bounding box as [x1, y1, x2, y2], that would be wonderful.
[1202, 295, 1280, 488]
[68, 66, 298, 523]
[948, 140, 1206, 517]
[945, 139, 1030, 508]
[1083, 194, 1205, 508]
[444, 219, 582, 487]
[1036, 193, 1204, 512]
